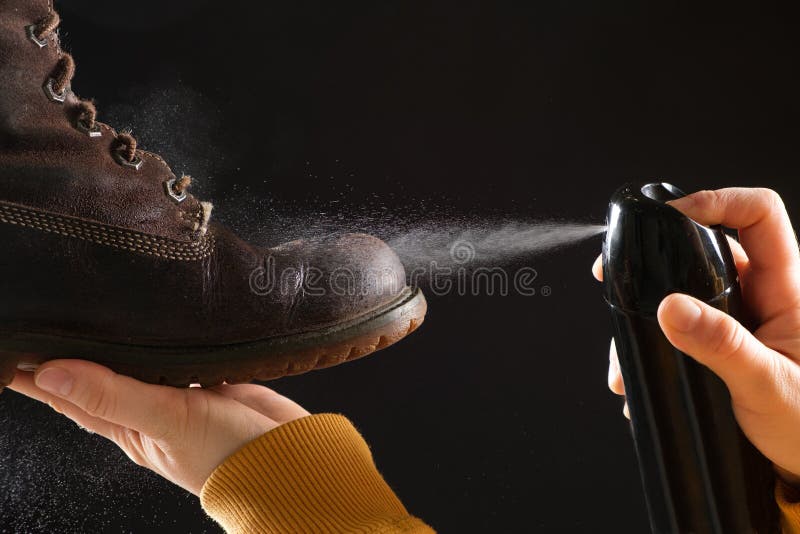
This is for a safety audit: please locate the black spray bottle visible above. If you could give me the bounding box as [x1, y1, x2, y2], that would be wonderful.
[602, 182, 778, 534]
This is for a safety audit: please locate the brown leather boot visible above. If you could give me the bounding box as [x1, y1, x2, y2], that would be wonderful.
[0, 1, 426, 389]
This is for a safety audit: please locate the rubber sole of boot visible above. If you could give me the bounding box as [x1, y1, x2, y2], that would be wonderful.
[0, 287, 426, 390]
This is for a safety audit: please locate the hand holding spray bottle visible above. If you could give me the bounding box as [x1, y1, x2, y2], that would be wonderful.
[603, 183, 778, 533]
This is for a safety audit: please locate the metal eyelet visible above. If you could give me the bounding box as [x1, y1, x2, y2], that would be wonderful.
[44, 78, 68, 103]
[165, 178, 188, 203]
[76, 119, 102, 138]
[113, 151, 143, 171]
[26, 25, 49, 48]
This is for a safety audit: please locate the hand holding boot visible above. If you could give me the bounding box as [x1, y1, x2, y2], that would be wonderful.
[9, 360, 309, 495]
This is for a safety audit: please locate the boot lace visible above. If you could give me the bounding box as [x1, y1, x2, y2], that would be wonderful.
[28, 12, 193, 200]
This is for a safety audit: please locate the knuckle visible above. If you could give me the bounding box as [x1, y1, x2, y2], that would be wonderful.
[709, 188, 736, 212]
[151, 390, 191, 443]
[756, 187, 784, 209]
[707, 315, 746, 362]
[692, 189, 718, 208]
[85, 390, 114, 419]
[83, 372, 117, 419]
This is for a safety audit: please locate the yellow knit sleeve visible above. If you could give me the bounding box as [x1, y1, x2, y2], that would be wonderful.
[200, 413, 436, 534]
[776, 478, 800, 534]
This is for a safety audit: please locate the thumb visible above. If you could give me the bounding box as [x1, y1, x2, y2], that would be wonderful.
[34, 359, 180, 440]
[657, 293, 784, 410]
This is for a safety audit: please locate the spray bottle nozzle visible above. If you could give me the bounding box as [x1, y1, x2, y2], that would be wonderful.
[640, 182, 686, 202]
[603, 182, 737, 313]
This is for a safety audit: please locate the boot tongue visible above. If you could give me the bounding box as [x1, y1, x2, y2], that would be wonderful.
[198, 201, 213, 235]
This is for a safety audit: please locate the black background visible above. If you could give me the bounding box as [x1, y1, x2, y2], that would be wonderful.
[1, 1, 799, 532]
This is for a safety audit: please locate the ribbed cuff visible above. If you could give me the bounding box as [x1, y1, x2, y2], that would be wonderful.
[200, 413, 433, 534]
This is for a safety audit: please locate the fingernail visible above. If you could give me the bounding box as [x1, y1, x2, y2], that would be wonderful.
[663, 295, 702, 333]
[48, 400, 63, 414]
[35, 368, 74, 397]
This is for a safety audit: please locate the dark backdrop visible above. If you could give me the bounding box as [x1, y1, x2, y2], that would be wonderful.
[1, 1, 798, 532]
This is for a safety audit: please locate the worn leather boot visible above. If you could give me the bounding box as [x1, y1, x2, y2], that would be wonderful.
[0, 0, 426, 389]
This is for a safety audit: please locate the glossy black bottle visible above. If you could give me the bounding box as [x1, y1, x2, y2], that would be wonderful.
[603, 183, 777, 534]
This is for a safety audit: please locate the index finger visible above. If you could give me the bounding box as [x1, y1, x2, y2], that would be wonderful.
[31, 359, 181, 440]
[669, 188, 800, 323]
[9, 370, 121, 440]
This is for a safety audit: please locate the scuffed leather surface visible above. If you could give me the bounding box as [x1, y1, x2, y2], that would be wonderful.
[0, 0, 408, 345]
[0, 220, 407, 344]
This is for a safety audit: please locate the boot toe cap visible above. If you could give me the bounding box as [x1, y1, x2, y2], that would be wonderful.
[263, 232, 409, 331]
